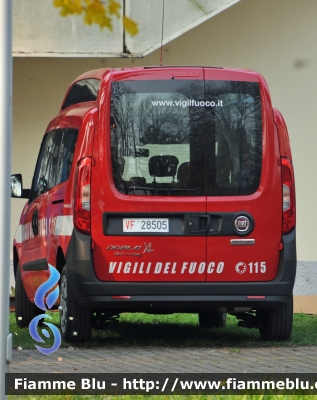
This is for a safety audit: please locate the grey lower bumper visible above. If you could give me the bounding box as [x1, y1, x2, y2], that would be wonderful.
[65, 228, 296, 311]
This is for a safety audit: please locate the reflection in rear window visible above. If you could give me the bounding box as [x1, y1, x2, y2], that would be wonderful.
[111, 80, 262, 196]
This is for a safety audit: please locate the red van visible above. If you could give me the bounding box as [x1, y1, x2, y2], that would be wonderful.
[12, 66, 296, 343]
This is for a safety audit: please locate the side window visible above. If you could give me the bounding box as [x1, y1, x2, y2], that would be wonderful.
[62, 79, 100, 110]
[31, 129, 78, 200]
[35, 130, 62, 197]
[55, 129, 78, 184]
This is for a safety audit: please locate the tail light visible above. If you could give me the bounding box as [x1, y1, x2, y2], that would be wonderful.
[74, 157, 92, 233]
[281, 157, 295, 233]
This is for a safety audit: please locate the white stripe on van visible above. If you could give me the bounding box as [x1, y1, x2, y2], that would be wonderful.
[54, 216, 73, 236]
[14, 225, 23, 244]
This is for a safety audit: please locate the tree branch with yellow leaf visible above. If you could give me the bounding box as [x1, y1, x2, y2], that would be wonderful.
[53, 0, 138, 35]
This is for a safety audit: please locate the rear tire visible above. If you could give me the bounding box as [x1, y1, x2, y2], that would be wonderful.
[258, 297, 293, 341]
[59, 267, 92, 343]
[15, 263, 41, 328]
[199, 311, 227, 328]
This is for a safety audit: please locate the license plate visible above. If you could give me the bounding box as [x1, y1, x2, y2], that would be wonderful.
[123, 218, 169, 233]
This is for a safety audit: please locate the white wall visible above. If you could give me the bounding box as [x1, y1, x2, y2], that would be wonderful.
[12, 0, 317, 263]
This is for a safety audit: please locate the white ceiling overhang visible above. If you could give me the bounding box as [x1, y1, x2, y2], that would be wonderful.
[13, 0, 241, 57]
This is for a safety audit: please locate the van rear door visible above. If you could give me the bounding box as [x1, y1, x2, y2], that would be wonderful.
[203, 69, 282, 282]
[91, 68, 208, 282]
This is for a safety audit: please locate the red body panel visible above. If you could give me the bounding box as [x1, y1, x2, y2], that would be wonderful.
[14, 105, 98, 299]
[273, 108, 292, 159]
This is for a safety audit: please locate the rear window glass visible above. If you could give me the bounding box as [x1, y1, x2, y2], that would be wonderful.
[111, 80, 262, 196]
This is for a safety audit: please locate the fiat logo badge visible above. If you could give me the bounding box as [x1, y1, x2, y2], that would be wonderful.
[234, 215, 250, 233]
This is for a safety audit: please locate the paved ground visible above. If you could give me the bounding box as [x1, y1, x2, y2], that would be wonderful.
[9, 345, 317, 373]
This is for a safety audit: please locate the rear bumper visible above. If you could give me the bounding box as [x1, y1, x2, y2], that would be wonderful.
[70, 294, 292, 313]
[65, 228, 296, 311]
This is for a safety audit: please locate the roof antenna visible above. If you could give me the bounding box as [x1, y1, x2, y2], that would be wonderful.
[159, 0, 165, 66]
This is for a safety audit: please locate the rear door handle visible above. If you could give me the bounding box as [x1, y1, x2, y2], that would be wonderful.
[190, 214, 210, 234]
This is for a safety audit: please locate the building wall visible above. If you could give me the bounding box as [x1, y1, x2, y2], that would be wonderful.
[11, 0, 317, 308]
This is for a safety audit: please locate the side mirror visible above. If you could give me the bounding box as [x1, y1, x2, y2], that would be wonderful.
[11, 174, 30, 199]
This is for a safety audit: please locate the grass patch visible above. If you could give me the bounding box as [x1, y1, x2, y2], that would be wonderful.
[10, 311, 317, 350]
